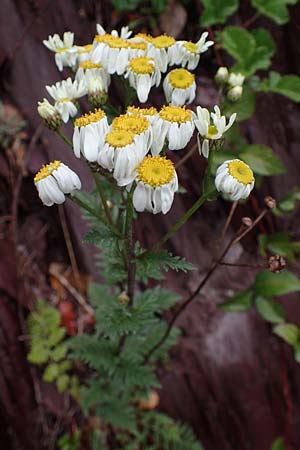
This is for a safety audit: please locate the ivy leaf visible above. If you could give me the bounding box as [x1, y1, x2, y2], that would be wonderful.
[260, 72, 300, 102]
[273, 323, 300, 346]
[255, 296, 285, 324]
[239, 145, 285, 176]
[200, 0, 239, 26]
[254, 270, 300, 297]
[251, 0, 297, 25]
[219, 289, 253, 312]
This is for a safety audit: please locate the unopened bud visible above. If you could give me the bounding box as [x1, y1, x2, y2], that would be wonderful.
[228, 73, 245, 87]
[215, 67, 229, 84]
[268, 255, 286, 273]
[106, 200, 113, 209]
[227, 86, 243, 102]
[37, 98, 62, 131]
[87, 77, 108, 107]
[118, 291, 129, 305]
[242, 217, 253, 227]
[264, 196, 276, 209]
[138, 390, 160, 411]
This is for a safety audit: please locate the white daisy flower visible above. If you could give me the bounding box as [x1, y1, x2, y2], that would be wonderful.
[193, 105, 236, 158]
[124, 57, 161, 103]
[75, 44, 93, 63]
[133, 156, 178, 214]
[112, 114, 153, 153]
[128, 40, 148, 59]
[92, 34, 130, 75]
[170, 32, 214, 69]
[96, 24, 133, 40]
[75, 60, 110, 91]
[34, 160, 81, 206]
[37, 98, 62, 130]
[228, 73, 245, 87]
[151, 105, 195, 155]
[126, 105, 158, 124]
[163, 68, 196, 106]
[43, 32, 77, 71]
[46, 78, 87, 123]
[147, 34, 176, 73]
[215, 159, 255, 201]
[98, 129, 148, 186]
[73, 109, 109, 162]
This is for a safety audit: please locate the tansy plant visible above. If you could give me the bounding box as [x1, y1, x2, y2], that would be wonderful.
[30, 19, 292, 450]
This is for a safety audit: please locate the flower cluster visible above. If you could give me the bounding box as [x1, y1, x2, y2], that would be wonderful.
[35, 24, 255, 214]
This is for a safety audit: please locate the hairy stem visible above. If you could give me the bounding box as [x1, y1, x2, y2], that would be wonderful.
[91, 171, 114, 227]
[56, 129, 73, 148]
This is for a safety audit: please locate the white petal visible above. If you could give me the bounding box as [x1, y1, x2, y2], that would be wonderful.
[73, 126, 81, 158]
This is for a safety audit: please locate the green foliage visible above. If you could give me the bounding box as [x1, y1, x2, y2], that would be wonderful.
[270, 437, 286, 450]
[273, 323, 300, 362]
[219, 289, 253, 312]
[58, 431, 81, 450]
[239, 145, 285, 176]
[200, 0, 239, 26]
[27, 300, 77, 394]
[136, 248, 195, 283]
[259, 71, 300, 102]
[223, 85, 256, 122]
[254, 270, 300, 297]
[274, 190, 300, 214]
[221, 26, 275, 76]
[259, 233, 300, 262]
[112, 0, 141, 11]
[255, 296, 285, 324]
[251, 0, 297, 25]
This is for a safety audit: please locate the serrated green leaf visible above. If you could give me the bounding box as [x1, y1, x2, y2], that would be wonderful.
[255, 296, 285, 323]
[260, 72, 300, 102]
[83, 227, 118, 246]
[254, 270, 300, 297]
[273, 323, 300, 346]
[239, 145, 285, 176]
[200, 0, 238, 26]
[27, 345, 50, 365]
[251, 0, 297, 25]
[222, 26, 256, 63]
[219, 289, 253, 312]
[56, 374, 70, 393]
[43, 363, 60, 382]
[51, 344, 68, 361]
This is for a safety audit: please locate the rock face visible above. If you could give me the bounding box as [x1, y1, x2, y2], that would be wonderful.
[0, 2, 300, 450]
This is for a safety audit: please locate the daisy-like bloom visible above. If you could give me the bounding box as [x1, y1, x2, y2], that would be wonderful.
[96, 24, 132, 40]
[171, 32, 214, 69]
[76, 44, 93, 63]
[133, 156, 178, 214]
[128, 41, 148, 59]
[228, 73, 245, 87]
[73, 109, 109, 162]
[37, 98, 62, 131]
[151, 105, 195, 154]
[43, 32, 77, 71]
[163, 68, 196, 106]
[193, 105, 236, 158]
[147, 34, 176, 73]
[34, 161, 81, 206]
[75, 60, 110, 91]
[92, 34, 130, 75]
[98, 129, 147, 186]
[215, 159, 254, 201]
[112, 114, 153, 153]
[126, 105, 158, 124]
[124, 57, 161, 103]
[46, 78, 87, 123]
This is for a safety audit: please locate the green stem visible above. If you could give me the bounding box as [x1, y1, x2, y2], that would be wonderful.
[124, 186, 136, 306]
[145, 189, 217, 255]
[91, 171, 114, 227]
[56, 129, 73, 148]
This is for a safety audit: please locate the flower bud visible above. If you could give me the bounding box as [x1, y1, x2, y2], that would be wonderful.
[215, 67, 229, 84]
[138, 390, 160, 410]
[227, 86, 243, 102]
[37, 98, 62, 131]
[118, 291, 130, 305]
[268, 255, 286, 273]
[87, 77, 108, 108]
[228, 73, 245, 87]
[264, 196, 276, 209]
[242, 217, 253, 227]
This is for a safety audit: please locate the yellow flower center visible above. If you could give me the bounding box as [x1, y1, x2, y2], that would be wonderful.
[56, 47, 69, 53]
[133, 33, 153, 43]
[137, 156, 175, 187]
[159, 105, 192, 123]
[128, 57, 155, 74]
[184, 41, 198, 54]
[228, 160, 254, 185]
[74, 109, 105, 127]
[77, 44, 93, 54]
[94, 34, 129, 48]
[207, 125, 218, 138]
[59, 98, 71, 103]
[105, 130, 135, 148]
[34, 160, 61, 182]
[168, 68, 195, 89]
[127, 106, 158, 116]
[79, 60, 103, 69]
[152, 35, 175, 49]
[129, 41, 148, 51]
[112, 115, 150, 135]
